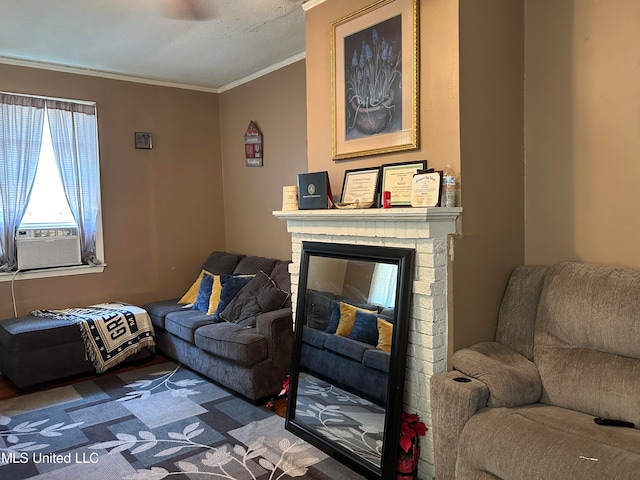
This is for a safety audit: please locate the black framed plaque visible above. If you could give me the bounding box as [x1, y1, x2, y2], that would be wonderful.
[381, 160, 427, 207]
[338, 167, 380, 208]
[297, 171, 335, 209]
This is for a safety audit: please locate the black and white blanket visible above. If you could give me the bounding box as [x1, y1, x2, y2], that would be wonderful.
[31, 302, 155, 373]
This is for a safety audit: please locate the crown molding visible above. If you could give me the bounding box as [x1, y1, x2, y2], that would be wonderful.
[0, 51, 307, 94]
[0, 56, 222, 93]
[217, 52, 306, 93]
[302, 0, 326, 12]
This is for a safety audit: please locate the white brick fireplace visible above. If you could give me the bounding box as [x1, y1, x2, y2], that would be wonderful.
[274, 206, 462, 479]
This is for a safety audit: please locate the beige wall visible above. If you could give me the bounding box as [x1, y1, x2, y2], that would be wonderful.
[454, 0, 525, 348]
[305, 0, 461, 189]
[219, 60, 307, 261]
[305, 0, 525, 351]
[525, 0, 640, 269]
[6, 0, 636, 358]
[0, 64, 225, 318]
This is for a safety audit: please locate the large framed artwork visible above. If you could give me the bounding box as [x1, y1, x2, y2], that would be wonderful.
[331, 0, 419, 160]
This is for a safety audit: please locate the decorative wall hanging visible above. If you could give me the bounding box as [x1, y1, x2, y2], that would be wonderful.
[134, 132, 152, 149]
[331, 0, 419, 160]
[244, 121, 263, 167]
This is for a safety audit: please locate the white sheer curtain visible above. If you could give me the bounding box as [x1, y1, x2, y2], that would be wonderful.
[369, 262, 397, 307]
[0, 94, 45, 271]
[46, 100, 101, 265]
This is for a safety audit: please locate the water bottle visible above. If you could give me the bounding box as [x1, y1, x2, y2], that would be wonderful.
[441, 164, 456, 207]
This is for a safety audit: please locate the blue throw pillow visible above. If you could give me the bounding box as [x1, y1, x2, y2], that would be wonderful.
[192, 273, 214, 312]
[212, 274, 253, 320]
[349, 310, 380, 346]
[324, 301, 341, 334]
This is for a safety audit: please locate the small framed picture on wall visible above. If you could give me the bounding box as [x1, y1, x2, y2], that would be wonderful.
[135, 132, 153, 149]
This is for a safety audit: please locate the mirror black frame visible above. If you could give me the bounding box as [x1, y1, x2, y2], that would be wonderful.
[285, 241, 415, 479]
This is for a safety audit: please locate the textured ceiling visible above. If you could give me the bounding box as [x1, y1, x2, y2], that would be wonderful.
[0, 0, 307, 92]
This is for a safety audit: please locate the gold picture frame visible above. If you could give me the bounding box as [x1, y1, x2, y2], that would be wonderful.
[331, 0, 419, 160]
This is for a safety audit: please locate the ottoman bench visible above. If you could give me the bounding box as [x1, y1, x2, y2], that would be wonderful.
[0, 314, 154, 389]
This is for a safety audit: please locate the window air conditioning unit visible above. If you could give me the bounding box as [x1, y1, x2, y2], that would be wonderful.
[15, 226, 82, 270]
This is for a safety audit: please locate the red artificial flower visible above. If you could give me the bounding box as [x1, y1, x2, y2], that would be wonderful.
[399, 411, 428, 454]
[278, 375, 290, 398]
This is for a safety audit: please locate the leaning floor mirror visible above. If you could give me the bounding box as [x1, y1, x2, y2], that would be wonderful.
[285, 241, 415, 479]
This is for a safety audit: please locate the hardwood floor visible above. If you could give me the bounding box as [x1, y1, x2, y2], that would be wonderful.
[0, 353, 169, 401]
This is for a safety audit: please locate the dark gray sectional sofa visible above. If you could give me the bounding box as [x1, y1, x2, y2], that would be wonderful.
[299, 289, 393, 406]
[143, 251, 293, 403]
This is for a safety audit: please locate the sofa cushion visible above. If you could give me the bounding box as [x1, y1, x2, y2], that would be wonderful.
[379, 307, 395, 319]
[324, 334, 369, 362]
[142, 299, 183, 330]
[457, 404, 640, 480]
[0, 316, 81, 352]
[164, 310, 216, 343]
[178, 251, 243, 307]
[201, 251, 244, 275]
[219, 271, 289, 327]
[534, 262, 640, 426]
[302, 327, 329, 349]
[194, 322, 267, 366]
[452, 341, 542, 408]
[362, 348, 390, 373]
[495, 265, 548, 360]
[232, 256, 277, 276]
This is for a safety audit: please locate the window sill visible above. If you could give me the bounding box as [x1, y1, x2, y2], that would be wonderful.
[0, 263, 106, 282]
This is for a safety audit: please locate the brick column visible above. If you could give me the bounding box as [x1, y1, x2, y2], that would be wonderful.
[274, 207, 461, 479]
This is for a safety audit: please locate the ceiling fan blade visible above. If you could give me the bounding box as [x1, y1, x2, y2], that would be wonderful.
[164, 0, 214, 21]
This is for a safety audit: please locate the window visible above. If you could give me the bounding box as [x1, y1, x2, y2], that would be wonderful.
[0, 92, 103, 273]
[369, 262, 397, 307]
[21, 113, 77, 226]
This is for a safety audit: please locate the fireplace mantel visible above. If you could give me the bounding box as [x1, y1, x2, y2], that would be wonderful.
[273, 206, 461, 221]
[274, 206, 462, 480]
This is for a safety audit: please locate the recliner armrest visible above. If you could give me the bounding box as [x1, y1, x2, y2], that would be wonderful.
[452, 341, 542, 408]
[430, 371, 489, 480]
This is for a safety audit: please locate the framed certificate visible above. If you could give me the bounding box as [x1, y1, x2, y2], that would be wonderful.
[411, 170, 442, 207]
[381, 160, 427, 206]
[339, 167, 380, 208]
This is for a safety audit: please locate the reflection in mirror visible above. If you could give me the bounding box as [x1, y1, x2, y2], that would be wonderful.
[286, 242, 415, 479]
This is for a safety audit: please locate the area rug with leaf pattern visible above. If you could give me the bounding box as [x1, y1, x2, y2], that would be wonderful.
[0, 361, 364, 479]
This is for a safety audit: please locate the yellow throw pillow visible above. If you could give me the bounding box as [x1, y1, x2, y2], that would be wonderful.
[377, 318, 394, 352]
[178, 270, 206, 304]
[335, 302, 376, 337]
[206, 275, 224, 315]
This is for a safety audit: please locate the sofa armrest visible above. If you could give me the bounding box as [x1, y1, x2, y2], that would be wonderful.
[256, 307, 293, 361]
[430, 371, 489, 480]
[452, 341, 542, 408]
